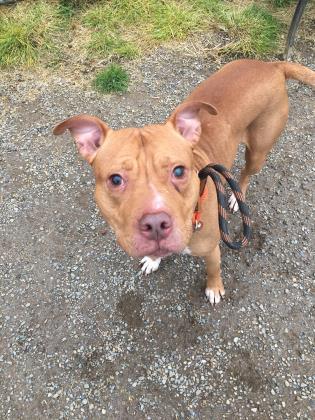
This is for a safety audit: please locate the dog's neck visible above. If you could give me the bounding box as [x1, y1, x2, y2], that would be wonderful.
[193, 146, 212, 171]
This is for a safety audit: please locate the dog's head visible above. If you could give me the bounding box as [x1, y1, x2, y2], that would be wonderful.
[53, 102, 217, 258]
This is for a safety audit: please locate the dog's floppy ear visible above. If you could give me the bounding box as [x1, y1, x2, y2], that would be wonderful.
[168, 101, 217, 145]
[53, 114, 110, 164]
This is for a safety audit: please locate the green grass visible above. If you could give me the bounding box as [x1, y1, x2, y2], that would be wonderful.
[0, 0, 306, 70]
[0, 1, 62, 67]
[57, 0, 101, 19]
[58, 1, 77, 20]
[82, 0, 150, 29]
[93, 64, 129, 93]
[269, 0, 295, 7]
[82, 0, 282, 58]
[82, 0, 208, 52]
[87, 32, 139, 59]
[151, 1, 205, 41]
[217, 4, 282, 57]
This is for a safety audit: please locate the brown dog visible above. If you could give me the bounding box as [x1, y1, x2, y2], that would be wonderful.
[54, 59, 315, 304]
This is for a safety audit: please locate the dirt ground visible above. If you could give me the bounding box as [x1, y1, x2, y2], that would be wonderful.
[0, 39, 314, 419]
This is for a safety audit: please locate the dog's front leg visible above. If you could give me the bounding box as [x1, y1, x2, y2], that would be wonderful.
[204, 245, 225, 305]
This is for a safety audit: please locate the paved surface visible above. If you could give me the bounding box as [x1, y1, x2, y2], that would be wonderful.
[0, 46, 314, 419]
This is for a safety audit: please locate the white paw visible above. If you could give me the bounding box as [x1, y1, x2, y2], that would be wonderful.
[140, 256, 161, 275]
[228, 193, 239, 213]
[181, 247, 191, 255]
[205, 287, 225, 305]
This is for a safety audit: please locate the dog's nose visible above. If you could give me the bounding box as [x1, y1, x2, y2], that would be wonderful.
[139, 212, 172, 240]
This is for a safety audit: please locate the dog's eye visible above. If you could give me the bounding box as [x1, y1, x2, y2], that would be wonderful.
[109, 174, 123, 186]
[173, 166, 185, 178]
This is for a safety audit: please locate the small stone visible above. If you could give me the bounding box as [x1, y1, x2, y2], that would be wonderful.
[53, 390, 62, 399]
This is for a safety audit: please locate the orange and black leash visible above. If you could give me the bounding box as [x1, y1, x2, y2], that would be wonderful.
[196, 164, 251, 250]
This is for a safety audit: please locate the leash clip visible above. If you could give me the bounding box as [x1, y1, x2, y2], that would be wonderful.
[194, 220, 203, 231]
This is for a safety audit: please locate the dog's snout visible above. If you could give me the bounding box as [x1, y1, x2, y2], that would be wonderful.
[139, 212, 172, 240]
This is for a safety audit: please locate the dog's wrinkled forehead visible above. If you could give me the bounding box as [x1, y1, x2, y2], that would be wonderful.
[93, 127, 141, 174]
[141, 124, 194, 154]
[93, 123, 193, 176]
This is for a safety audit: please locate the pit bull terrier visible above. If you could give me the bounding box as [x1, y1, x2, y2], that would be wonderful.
[53, 59, 315, 305]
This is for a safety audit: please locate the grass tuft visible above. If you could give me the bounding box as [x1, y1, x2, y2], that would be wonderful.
[0, 1, 61, 67]
[58, 0, 99, 19]
[151, 1, 205, 41]
[83, 1, 150, 28]
[269, 0, 295, 7]
[217, 4, 282, 57]
[58, 2, 76, 20]
[93, 64, 129, 93]
[88, 32, 139, 59]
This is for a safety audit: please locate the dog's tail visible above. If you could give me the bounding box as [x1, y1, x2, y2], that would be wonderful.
[276, 61, 315, 87]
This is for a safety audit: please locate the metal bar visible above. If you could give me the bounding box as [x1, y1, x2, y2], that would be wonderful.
[284, 0, 309, 60]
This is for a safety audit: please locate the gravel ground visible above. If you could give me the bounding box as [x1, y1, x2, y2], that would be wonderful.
[0, 41, 314, 419]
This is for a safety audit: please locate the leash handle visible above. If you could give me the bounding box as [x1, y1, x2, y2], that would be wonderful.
[198, 164, 251, 250]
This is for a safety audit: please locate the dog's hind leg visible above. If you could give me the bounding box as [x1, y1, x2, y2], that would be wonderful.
[229, 100, 289, 212]
[229, 145, 273, 212]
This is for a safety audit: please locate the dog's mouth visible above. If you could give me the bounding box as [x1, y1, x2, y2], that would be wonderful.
[150, 247, 173, 258]
[129, 237, 184, 259]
